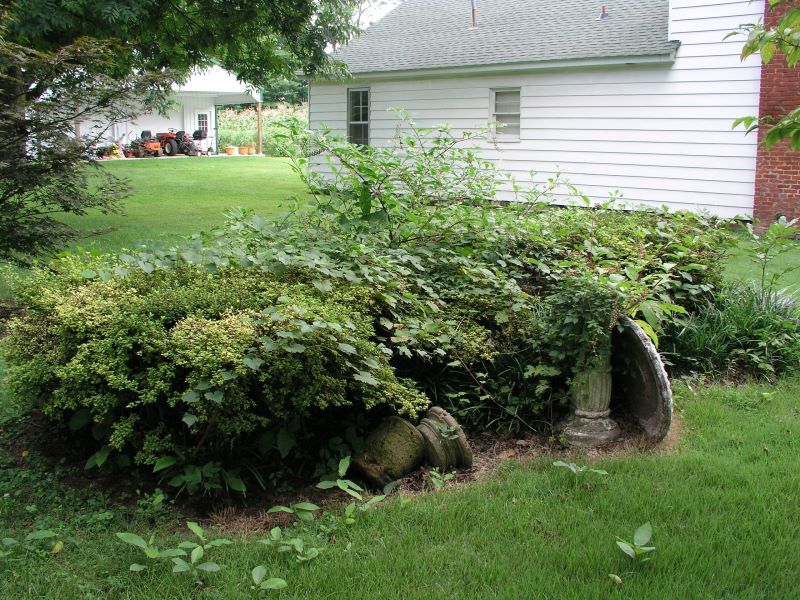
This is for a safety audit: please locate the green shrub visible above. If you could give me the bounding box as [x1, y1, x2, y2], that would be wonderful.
[1, 119, 736, 493]
[664, 283, 800, 380]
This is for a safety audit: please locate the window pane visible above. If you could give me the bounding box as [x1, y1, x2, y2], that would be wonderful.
[348, 123, 368, 145]
[495, 90, 520, 114]
[496, 113, 520, 137]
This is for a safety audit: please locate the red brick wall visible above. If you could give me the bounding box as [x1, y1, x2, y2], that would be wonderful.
[754, 2, 800, 224]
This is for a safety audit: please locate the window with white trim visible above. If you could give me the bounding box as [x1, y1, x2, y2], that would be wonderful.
[347, 88, 370, 146]
[492, 88, 521, 140]
[197, 113, 209, 134]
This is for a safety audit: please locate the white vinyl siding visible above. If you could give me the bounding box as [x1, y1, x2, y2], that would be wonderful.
[310, 0, 764, 217]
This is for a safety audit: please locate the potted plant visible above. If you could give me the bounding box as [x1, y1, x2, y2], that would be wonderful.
[225, 145, 237, 156]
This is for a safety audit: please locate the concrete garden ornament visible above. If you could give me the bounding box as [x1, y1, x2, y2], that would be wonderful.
[354, 407, 472, 487]
[562, 317, 673, 447]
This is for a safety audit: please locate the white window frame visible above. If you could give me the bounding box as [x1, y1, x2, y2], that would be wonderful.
[197, 112, 210, 134]
[490, 88, 521, 142]
[347, 87, 370, 146]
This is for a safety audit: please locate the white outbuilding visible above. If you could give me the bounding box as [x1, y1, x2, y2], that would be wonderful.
[99, 65, 261, 153]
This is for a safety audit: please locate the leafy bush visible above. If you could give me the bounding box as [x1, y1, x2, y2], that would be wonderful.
[1, 118, 734, 493]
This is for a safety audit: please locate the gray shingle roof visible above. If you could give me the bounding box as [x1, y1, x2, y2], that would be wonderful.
[335, 0, 678, 75]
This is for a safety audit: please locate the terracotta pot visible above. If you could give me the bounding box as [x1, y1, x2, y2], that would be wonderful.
[238, 146, 248, 156]
[247, 146, 256, 155]
[225, 147, 235, 156]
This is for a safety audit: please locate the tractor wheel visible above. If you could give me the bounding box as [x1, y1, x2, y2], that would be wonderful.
[163, 138, 178, 156]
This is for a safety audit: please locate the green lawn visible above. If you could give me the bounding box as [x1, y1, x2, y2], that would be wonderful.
[1, 160, 800, 597]
[0, 379, 797, 598]
[725, 233, 800, 293]
[62, 156, 305, 253]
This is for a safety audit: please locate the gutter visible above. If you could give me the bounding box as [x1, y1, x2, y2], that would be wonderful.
[314, 46, 680, 83]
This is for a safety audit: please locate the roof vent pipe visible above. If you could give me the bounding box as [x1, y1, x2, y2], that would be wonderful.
[598, 4, 609, 20]
[470, 0, 478, 29]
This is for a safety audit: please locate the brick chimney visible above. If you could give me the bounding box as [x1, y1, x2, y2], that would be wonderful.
[753, 2, 800, 224]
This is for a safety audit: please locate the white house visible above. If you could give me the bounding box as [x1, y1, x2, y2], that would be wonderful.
[101, 66, 261, 153]
[309, 0, 770, 219]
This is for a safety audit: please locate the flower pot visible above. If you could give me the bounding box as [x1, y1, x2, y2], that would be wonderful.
[353, 416, 426, 487]
[247, 145, 256, 155]
[416, 407, 473, 470]
[561, 352, 620, 447]
[238, 146, 248, 156]
[225, 147, 235, 156]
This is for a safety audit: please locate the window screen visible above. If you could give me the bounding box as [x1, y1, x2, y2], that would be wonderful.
[493, 89, 520, 139]
[348, 89, 370, 146]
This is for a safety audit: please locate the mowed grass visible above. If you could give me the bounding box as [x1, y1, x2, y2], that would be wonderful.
[61, 156, 305, 253]
[0, 379, 798, 598]
[725, 232, 800, 293]
[0, 156, 305, 300]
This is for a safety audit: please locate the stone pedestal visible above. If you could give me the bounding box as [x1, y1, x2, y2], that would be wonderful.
[562, 353, 620, 447]
[353, 416, 426, 487]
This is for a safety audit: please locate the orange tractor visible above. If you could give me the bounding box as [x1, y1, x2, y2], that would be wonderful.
[129, 128, 198, 158]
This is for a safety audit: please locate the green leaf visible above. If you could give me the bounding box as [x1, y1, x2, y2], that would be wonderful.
[634, 522, 653, 547]
[338, 455, 351, 477]
[144, 546, 160, 559]
[313, 279, 333, 293]
[267, 505, 293, 514]
[260, 578, 288, 590]
[284, 343, 306, 353]
[316, 480, 337, 490]
[187, 521, 205, 541]
[181, 390, 200, 404]
[616, 540, 636, 559]
[158, 548, 187, 558]
[153, 456, 177, 472]
[85, 446, 110, 470]
[116, 532, 148, 550]
[129, 563, 147, 572]
[171, 557, 190, 573]
[68, 409, 91, 431]
[81, 269, 97, 279]
[223, 472, 246, 493]
[182, 413, 198, 428]
[337, 342, 357, 355]
[205, 390, 224, 404]
[293, 502, 320, 512]
[24, 530, 56, 542]
[243, 356, 264, 370]
[252, 565, 267, 585]
[277, 429, 296, 459]
[353, 371, 378, 386]
[190, 545, 204, 564]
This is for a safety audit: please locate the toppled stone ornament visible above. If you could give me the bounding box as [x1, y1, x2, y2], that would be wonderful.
[353, 407, 473, 487]
[561, 352, 621, 447]
[611, 317, 673, 442]
[352, 416, 426, 488]
[416, 407, 473, 470]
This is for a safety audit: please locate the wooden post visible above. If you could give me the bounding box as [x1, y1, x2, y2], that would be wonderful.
[256, 101, 263, 156]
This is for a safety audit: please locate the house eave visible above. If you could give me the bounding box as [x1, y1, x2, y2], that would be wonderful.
[316, 50, 679, 83]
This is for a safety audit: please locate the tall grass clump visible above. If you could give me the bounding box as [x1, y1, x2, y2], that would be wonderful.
[665, 282, 800, 379]
[665, 217, 800, 380]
